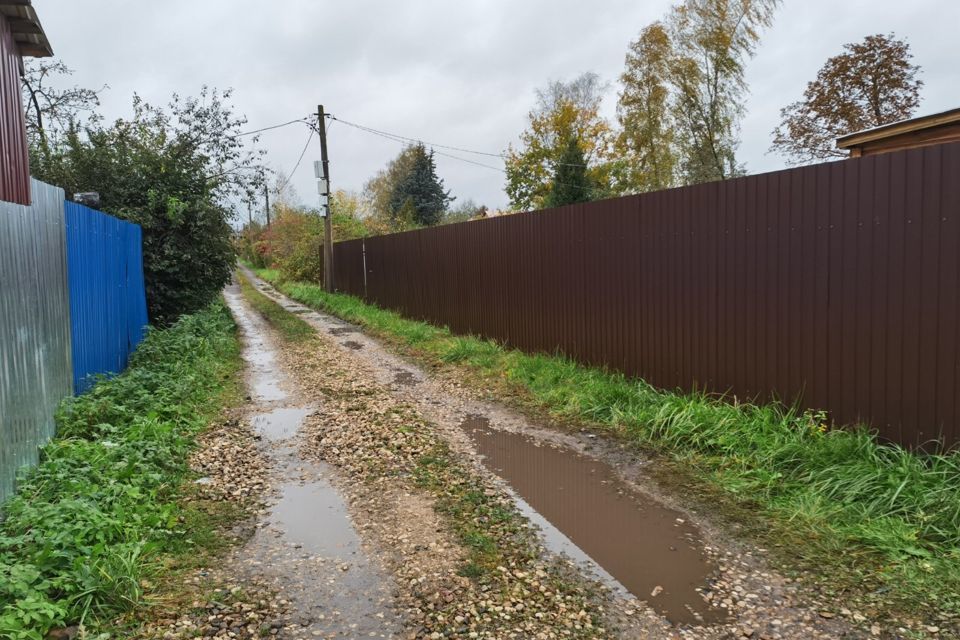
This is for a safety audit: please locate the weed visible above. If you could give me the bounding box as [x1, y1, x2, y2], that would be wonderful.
[237, 273, 315, 343]
[0, 302, 240, 638]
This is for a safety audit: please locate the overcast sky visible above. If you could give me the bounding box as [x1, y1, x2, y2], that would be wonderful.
[34, 0, 959, 215]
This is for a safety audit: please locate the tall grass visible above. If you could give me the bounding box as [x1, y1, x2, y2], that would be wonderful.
[260, 270, 960, 619]
[0, 302, 240, 639]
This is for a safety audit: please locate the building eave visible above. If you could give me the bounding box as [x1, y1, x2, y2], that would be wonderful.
[836, 107, 960, 150]
[0, 1, 53, 58]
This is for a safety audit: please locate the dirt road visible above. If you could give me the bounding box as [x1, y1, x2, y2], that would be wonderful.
[205, 269, 873, 639]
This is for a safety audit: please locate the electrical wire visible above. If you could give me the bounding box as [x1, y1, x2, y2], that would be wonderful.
[330, 112, 606, 199]
[328, 114, 592, 169]
[231, 118, 312, 139]
[329, 115, 505, 158]
[276, 128, 315, 193]
[336, 121, 505, 173]
[240, 112, 601, 201]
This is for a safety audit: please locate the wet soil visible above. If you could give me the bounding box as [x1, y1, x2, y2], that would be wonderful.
[223, 282, 403, 638]
[392, 370, 418, 387]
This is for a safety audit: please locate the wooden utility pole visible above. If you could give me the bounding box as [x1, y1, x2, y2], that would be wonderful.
[318, 104, 333, 292]
[264, 185, 271, 226]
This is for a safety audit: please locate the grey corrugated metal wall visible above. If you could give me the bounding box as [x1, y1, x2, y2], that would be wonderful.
[0, 179, 73, 503]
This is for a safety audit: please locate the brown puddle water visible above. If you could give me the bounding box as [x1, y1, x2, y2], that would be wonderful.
[342, 340, 364, 351]
[328, 326, 358, 337]
[462, 415, 726, 626]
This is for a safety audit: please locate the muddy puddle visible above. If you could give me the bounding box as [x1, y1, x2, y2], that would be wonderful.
[342, 340, 364, 351]
[328, 326, 358, 336]
[462, 415, 726, 626]
[251, 407, 311, 442]
[273, 467, 364, 559]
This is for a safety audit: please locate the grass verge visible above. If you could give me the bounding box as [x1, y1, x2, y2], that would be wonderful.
[0, 301, 242, 639]
[254, 268, 960, 627]
[238, 273, 314, 342]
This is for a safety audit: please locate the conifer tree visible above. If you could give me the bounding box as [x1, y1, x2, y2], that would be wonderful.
[388, 144, 453, 226]
[545, 137, 595, 208]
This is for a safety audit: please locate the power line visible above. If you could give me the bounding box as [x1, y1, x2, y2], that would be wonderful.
[337, 121, 506, 173]
[328, 113, 592, 169]
[329, 115, 505, 158]
[232, 118, 312, 139]
[276, 128, 315, 193]
[330, 112, 605, 199]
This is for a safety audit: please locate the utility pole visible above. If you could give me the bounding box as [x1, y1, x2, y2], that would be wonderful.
[318, 104, 333, 292]
[264, 185, 271, 227]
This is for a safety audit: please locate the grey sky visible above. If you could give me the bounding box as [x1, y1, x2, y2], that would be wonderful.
[35, 0, 959, 215]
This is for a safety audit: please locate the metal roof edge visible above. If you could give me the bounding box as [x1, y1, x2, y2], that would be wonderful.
[0, 1, 53, 58]
[836, 107, 960, 149]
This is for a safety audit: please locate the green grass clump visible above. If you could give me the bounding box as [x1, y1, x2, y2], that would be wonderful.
[0, 302, 240, 639]
[237, 273, 314, 342]
[255, 268, 960, 620]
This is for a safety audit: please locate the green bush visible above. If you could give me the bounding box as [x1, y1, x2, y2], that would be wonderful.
[33, 89, 258, 325]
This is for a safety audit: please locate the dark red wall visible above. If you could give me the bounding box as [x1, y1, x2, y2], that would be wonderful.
[334, 143, 960, 450]
[0, 13, 30, 205]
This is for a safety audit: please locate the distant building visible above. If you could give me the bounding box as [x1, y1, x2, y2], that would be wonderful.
[0, 1, 52, 205]
[836, 107, 960, 159]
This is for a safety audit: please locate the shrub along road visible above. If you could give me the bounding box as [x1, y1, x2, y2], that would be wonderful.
[0, 302, 265, 639]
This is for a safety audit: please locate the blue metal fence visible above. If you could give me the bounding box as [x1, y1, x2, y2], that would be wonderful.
[64, 202, 149, 394]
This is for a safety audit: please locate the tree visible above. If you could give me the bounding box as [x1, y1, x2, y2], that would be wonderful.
[330, 189, 371, 240]
[387, 144, 453, 227]
[20, 60, 104, 164]
[545, 137, 596, 208]
[443, 199, 487, 225]
[770, 33, 922, 164]
[667, 0, 779, 183]
[505, 73, 614, 211]
[615, 0, 778, 188]
[34, 88, 266, 325]
[615, 22, 677, 193]
[363, 146, 420, 230]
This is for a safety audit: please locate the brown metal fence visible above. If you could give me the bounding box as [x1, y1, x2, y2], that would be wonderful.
[334, 142, 960, 449]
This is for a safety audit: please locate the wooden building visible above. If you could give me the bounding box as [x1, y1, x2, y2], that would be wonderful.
[837, 107, 960, 159]
[0, 1, 52, 205]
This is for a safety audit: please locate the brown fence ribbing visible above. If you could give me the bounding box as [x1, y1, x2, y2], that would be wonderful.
[333, 142, 960, 450]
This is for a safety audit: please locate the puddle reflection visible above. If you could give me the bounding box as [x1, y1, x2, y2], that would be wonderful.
[463, 415, 726, 626]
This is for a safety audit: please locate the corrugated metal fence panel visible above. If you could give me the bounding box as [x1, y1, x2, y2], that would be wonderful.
[0, 180, 72, 503]
[332, 142, 960, 450]
[64, 202, 149, 394]
[0, 13, 31, 206]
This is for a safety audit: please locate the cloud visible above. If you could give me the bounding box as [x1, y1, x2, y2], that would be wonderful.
[34, 0, 959, 213]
